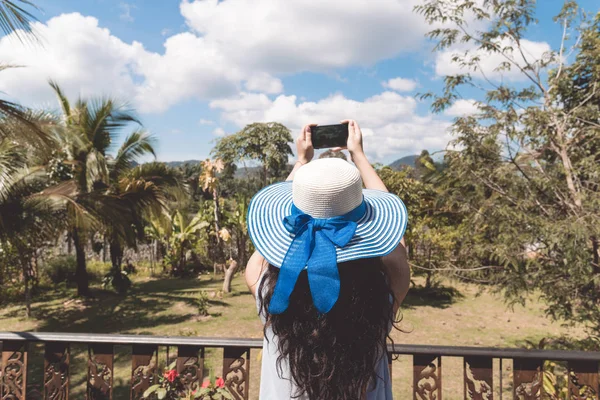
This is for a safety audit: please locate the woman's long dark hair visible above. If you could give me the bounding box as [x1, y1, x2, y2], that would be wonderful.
[258, 257, 399, 400]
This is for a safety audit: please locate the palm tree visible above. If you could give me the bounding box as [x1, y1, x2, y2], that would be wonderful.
[0, 109, 65, 316]
[49, 81, 185, 295]
[49, 81, 142, 296]
[104, 159, 184, 288]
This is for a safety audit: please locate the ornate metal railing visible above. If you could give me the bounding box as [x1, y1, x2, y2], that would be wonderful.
[0, 331, 599, 399]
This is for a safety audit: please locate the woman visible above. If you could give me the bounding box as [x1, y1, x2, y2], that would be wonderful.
[245, 119, 410, 399]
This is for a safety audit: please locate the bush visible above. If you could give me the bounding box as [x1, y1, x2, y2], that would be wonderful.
[197, 291, 210, 316]
[41, 255, 76, 285]
[102, 269, 132, 295]
[87, 260, 111, 282]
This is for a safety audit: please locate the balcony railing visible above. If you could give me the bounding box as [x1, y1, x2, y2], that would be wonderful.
[0, 331, 599, 399]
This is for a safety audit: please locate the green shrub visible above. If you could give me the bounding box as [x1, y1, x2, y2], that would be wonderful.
[87, 260, 111, 282]
[102, 268, 132, 294]
[197, 291, 210, 316]
[41, 255, 76, 285]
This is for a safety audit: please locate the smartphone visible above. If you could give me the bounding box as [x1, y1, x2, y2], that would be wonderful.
[311, 123, 349, 149]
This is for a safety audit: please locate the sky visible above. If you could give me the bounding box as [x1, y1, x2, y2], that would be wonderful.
[0, 0, 597, 164]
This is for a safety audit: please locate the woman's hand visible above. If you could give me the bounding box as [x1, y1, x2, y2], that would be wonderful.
[286, 124, 316, 181]
[296, 124, 316, 164]
[334, 119, 365, 162]
[336, 119, 388, 191]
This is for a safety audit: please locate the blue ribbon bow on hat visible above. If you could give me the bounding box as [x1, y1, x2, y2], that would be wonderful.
[269, 201, 366, 314]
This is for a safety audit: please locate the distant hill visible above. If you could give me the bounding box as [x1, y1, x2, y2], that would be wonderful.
[387, 155, 418, 170]
[234, 166, 263, 178]
[165, 160, 202, 168]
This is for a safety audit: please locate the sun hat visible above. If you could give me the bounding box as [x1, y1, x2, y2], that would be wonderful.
[247, 158, 408, 314]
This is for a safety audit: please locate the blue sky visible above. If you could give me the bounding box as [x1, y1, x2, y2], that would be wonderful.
[1, 0, 597, 163]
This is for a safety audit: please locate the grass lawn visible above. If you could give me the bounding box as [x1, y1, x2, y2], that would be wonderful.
[0, 271, 586, 399]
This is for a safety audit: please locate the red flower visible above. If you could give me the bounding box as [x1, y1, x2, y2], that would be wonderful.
[163, 369, 178, 383]
[216, 377, 225, 388]
[201, 380, 210, 388]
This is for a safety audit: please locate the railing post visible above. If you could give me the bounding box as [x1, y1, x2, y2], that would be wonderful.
[176, 345, 203, 393]
[44, 342, 69, 400]
[513, 358, 543, 399]
[464, 356, 493, 400]
[568, 361, 599, 400]
[222, 347, 250, 400]
[131, 344, 157, 400]
[1, 340, 27, 400]
[87, 343, 113, 400]
[414, 355, 442, 400]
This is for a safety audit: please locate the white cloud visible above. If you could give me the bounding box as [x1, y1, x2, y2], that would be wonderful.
[435, 38, 552, 81]
[212, 127, 226, 137]
[210, 91, 451, 161]
[161, 28, 172, 36]
[0, 14, 249, 113]
[180, 0, 430, 74]
[382, 77, 417, 92]
[444, 99, 479, 117]
[244, 72, 283, 94]
[0, 13, 143, 108]
[0, 0, 440, 114]
[198, 119, 214, 125]
[119, 3, 136, 22]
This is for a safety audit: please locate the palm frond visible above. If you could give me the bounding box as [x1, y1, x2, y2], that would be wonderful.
[0, 0, 40, 43]
[87, 97, 140, 153]
[0, 139, 26, 193]
[110, 130, 156, 179]
[85, 150, 109, 192]
[48, 80, 72, 120]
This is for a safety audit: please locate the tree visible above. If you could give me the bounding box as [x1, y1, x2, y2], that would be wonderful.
[49, 81, 141, 296]
[103, 160, 183, 292]
[212, 122, 293, 187]
[416, 1, 600, 332]
[319, 149, 348, 161]
[0, 106, 62, 315]
[378, 166, 460, 288]
[167, 210, 207, 276]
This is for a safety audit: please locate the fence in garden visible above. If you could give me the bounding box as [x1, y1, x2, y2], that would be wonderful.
[0, 332, 599, 399]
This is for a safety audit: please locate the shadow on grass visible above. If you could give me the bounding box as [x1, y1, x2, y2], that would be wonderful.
[402, 283, 464, 310]
[24, 276, 228, 334]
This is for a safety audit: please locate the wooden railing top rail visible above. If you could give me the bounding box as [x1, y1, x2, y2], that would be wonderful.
[1, 331, 599, 362]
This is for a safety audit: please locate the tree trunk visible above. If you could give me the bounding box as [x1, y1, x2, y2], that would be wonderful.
[23, 259, 31, 318]
[212, 189, 225, 265]
[592, 236, 600, 275]
[213, 189, 221, 247]
[150, 239, 155, 277]
[67, 231, 72, 255]
[72, 228, 90, 297]
[223, 260, 239, 293]
[109, 237, 123, 272]
[103, 235, 109, 263]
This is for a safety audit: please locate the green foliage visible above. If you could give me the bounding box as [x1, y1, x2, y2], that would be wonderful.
[417, 1, 600, 332]
[41, 255, 76, 285]
[212, 122, 293, 186]
[197, 290, 210, 316]
[378, 165, 462, 286]
[102, 268, 132, 294]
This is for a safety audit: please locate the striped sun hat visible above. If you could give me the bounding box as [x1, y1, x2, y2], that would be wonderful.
[247, 158, 408, 314]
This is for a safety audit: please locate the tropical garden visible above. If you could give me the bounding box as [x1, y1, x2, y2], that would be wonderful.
[0, 0, 599, 398]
